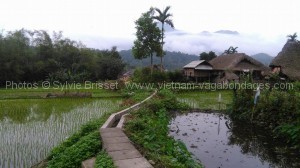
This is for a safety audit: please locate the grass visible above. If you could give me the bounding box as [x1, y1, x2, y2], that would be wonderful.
[95, 151, 116, 168]
[124, 89, 203, 168]
[0, 87, 122, 99]
[0, 86, 124, 168]
[175, 90, 233, 110]
[43, 88, 153, 168]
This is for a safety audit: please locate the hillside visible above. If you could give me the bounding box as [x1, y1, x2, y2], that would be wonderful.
[119, 50, 198, 71]
[251, 53, 274, 66]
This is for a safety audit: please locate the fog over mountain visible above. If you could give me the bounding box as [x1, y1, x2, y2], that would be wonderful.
[73, 26, 286, 57]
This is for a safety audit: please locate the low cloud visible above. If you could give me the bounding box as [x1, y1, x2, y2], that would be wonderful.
[75, 30, 287, 57]
[164, 31, 286, 56]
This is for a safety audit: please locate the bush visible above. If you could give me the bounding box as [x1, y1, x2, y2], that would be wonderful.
[275, 124, 300, 148]
[255, 89, 299, 128]
[47, 112, 114, 167]
[133, 67, 187, 84]
[95, 151, 116, 168]
[229, 77, 300, 148]
[293, 81, 300, 92]
[167, 70, 186, 82]
[124, 90, 202, 168]
[47, 131, 101, 168]
[48, 116, 108, 159]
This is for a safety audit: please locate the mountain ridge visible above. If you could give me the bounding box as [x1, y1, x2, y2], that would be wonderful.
[250, 53, 274, 66]
[120, 50, 273, 70]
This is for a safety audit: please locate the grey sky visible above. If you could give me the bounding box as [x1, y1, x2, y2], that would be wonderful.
[1, 0, 299, 56]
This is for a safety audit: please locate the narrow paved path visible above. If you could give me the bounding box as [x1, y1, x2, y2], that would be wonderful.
[82, 90, 156, 168]
[100, 128, 153, 168]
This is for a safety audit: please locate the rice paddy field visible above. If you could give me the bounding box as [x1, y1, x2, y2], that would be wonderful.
[0, 89, 123, 168]
[176, 90, 233, 110]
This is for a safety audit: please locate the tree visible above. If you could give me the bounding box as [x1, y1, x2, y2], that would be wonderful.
[224, 46, 238, 54]
[153, 6, 174, 71]
[0, 29, 125, 85]
[287, 33, 297, 42]
[96, 47, 125, 80]
[132, 8, 162, 74]
[199, 51, 217, 61]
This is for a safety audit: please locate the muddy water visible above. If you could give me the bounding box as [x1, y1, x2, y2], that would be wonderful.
[169, 112, 300, 168]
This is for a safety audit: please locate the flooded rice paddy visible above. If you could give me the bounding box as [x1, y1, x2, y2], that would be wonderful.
[0, 98, 121, 168]
[169, 112, 300, 168]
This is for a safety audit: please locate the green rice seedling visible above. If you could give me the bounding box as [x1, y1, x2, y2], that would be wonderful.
[0, 98, 122, 167]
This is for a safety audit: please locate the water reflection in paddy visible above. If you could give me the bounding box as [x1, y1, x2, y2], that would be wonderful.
[169, 112, 300, 168]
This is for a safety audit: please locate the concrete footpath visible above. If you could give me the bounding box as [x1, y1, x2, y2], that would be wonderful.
[100, 128, 153, 168]
[82, 91, 156, 168]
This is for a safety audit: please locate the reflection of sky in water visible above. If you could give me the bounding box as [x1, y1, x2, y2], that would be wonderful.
[0, 98, 121, 168]
[169, 112, 300, 168]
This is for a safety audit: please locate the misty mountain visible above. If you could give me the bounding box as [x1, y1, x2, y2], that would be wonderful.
[251, 53, 274, 66]
[214, 30, 239, 35]
[119, 50, 198, 70]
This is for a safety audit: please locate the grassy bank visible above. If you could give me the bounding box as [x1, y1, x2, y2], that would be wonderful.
[124, 90, 203, 168]
[229, 81, 300, 149]
[46, 112, 113, 168]
[41, 88, 152, 168]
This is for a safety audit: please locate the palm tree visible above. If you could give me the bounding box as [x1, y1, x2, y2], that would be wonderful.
[287, 33, 297, 42]
[153, 6, 174, 71]
[224, 46, 238, 54]
[231, 47, 238, 53]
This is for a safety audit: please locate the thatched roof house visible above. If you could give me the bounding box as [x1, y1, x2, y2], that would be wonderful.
[209, 53, 269, 82]
[270, 41, 300, 80]
[210, 53, 268, 71]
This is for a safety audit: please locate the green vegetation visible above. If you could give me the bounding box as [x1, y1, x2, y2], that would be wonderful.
[0, 96, 122, 167]
[120, 50, 198, 70]
[153, 6, 174, 71]
[48, 131, 101, 167]
[132, 67, 185, 83]
[47, 112, 114, 168]
[125, 90, 202, 168]
[95, 151, 116, 168]
[176, 90, 233, 110]
[43, 89, 151, 167]
[0, 29, 124, 86]
[229, 76, 300, 149]
[0, 87, 122, 99]
[251, 53, 274, 65]
[132, 7, 162, 73]
[199, 51, 217, 61]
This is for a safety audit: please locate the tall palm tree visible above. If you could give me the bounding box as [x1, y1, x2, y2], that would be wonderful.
[153, 6, 174, 71]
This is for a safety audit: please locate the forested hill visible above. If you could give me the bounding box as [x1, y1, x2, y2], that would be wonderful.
[120, 50, 198, 70]
[250, 53, 274, 66]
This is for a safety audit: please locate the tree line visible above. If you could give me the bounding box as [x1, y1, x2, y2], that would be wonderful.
[0, 29, 124, 86]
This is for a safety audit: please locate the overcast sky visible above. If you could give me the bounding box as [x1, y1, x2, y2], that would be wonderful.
[1, 0, 299, 56]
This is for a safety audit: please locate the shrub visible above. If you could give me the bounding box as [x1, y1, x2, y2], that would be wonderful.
[124, 90, 202, 168]
[255, 89, 298, 128]
[48, 115, 108, 159]
[167, 70, 186, 82]
[95, 151, 116, 168]
[275, 124, 300, 148]
[47, 131, 101, 168]
[132, 67, 187, 84]
[229, 77, 300, 148]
